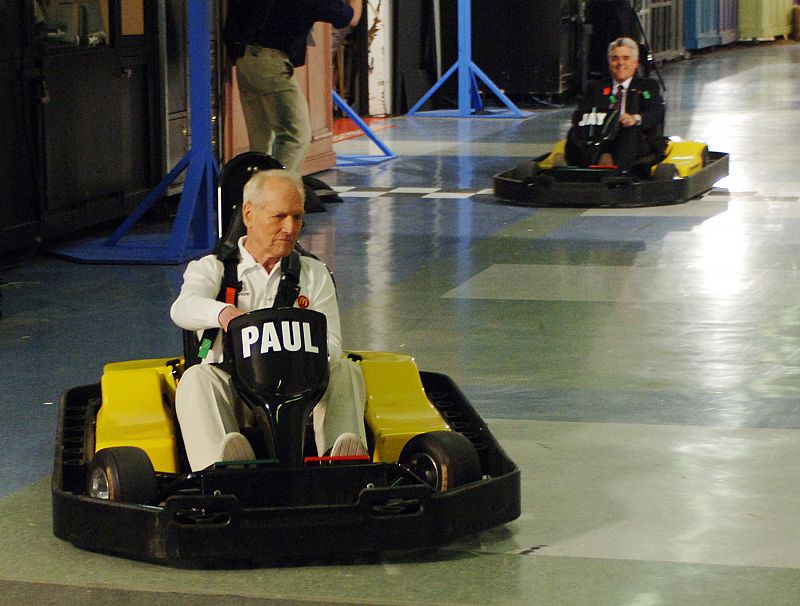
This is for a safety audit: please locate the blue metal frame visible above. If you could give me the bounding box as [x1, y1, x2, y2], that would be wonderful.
[333, 90, 396, 167]
[51, 3, 219, 264]
[407, 0, 530, 119]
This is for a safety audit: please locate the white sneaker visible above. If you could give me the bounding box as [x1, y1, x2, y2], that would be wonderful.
[330, 432, 368, 457]
[218, 432, 256, 463]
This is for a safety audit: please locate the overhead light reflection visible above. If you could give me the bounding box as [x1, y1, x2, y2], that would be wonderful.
[694, 212, 747, 300]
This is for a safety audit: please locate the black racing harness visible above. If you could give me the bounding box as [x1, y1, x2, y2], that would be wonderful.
[186, 249, 303, 367]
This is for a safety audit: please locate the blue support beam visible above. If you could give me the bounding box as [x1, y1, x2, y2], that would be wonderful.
[51, 3, 219, 264]
[333, 91, 396, 167]
[407, 0, 531, 119]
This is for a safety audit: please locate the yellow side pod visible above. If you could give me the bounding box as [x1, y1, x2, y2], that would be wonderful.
[538, 140, 567, 169]
[352, 352, 450, 463]
[95, 358, 182, 473]
[655, 140, 708, 177]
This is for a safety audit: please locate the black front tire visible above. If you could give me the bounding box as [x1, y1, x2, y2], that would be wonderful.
[86, 447, 158, 504]
[399, 431, 481, 492]
[653, 162, 678, 181]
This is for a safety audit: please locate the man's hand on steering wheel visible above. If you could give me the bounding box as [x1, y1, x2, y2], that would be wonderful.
[620, 113, 642, 127]
[219, 306, 245, 332]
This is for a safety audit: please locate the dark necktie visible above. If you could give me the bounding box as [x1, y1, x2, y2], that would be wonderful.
[613, 84, 624, 112]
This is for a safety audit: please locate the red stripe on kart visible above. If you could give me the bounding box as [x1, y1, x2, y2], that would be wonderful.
[304, 455, 371, 464]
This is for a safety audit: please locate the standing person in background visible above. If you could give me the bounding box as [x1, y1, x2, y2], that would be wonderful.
[224, 0, 363, 174]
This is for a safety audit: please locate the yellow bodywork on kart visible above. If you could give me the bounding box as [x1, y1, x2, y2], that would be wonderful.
[95, 358, 184, 473]
[538, 140, 567, 169]
[537, 138, 708, 176]
[94, 353, 449, 473]
[349, 352, 449, 463]
[654, 140, 707, 177]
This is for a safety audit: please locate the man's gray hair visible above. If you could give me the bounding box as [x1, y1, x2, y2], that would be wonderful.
[607, 37, 639, 60]
[243, 169, 306, 209]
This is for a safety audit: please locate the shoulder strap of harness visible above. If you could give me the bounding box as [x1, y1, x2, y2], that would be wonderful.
[196, 253, 243, 360]
[195, 249, 302, 360]
[273, 250, 302, 309]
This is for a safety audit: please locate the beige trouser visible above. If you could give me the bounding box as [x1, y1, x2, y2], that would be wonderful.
[175, 358, 367, 471]
[235, 46, 311, 174]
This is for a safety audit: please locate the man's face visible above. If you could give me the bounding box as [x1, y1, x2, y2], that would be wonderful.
[608, 45, 639, 83]
[242, 176, 304, 261]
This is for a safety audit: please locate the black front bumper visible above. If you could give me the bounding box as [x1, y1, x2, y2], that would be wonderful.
[52, 374, 521, 566]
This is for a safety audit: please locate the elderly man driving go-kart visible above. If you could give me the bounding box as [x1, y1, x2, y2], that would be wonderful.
[170, 170, 368, 471]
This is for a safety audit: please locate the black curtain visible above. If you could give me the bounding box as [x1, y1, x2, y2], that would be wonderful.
[392, 0, 436, 113]
[585, 0, 643, 79]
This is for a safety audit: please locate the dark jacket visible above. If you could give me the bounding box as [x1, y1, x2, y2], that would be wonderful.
[574, 76, 665, 151]
[566, 75, 666, 169]
[224, 0, 354, 66]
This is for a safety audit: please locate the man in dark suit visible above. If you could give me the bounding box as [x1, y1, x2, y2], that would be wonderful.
[565, 37, 665, 171]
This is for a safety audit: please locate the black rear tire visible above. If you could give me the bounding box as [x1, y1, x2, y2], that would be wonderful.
[399, 431, 481, 492]
[86, 447, 158, 504]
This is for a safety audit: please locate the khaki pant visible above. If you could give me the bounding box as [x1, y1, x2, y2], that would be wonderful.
[176, 358, 367, 471]
[235, 46, 311, 174]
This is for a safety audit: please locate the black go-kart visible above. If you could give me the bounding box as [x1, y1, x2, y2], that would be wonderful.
[51, 153, 521, 566]
[494, 109, 729, 208]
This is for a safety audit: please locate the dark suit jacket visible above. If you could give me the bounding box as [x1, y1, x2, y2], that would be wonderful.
[574, 76, 665, 150]
[572, 76, 664, 169]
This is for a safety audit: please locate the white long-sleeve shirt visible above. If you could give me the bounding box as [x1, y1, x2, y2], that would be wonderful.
[170, 237, 341, 364]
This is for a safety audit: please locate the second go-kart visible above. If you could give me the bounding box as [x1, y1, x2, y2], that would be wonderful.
[494, 138, 729, 208]
[494, 104, 728, 208]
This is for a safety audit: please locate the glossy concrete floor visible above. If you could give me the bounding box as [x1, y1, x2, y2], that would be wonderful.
[2, 40, 800, 605]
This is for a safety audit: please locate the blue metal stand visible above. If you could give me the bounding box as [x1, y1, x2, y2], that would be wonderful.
[407, 0, 530, 119]
[333, 91, 395, 166]
[51, 3, 219, 264]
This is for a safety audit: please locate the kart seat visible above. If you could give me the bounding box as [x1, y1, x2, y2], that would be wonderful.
[215, 151, 286, 260]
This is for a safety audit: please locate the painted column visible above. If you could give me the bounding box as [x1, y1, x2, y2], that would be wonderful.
[367, 0, 392, 116]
